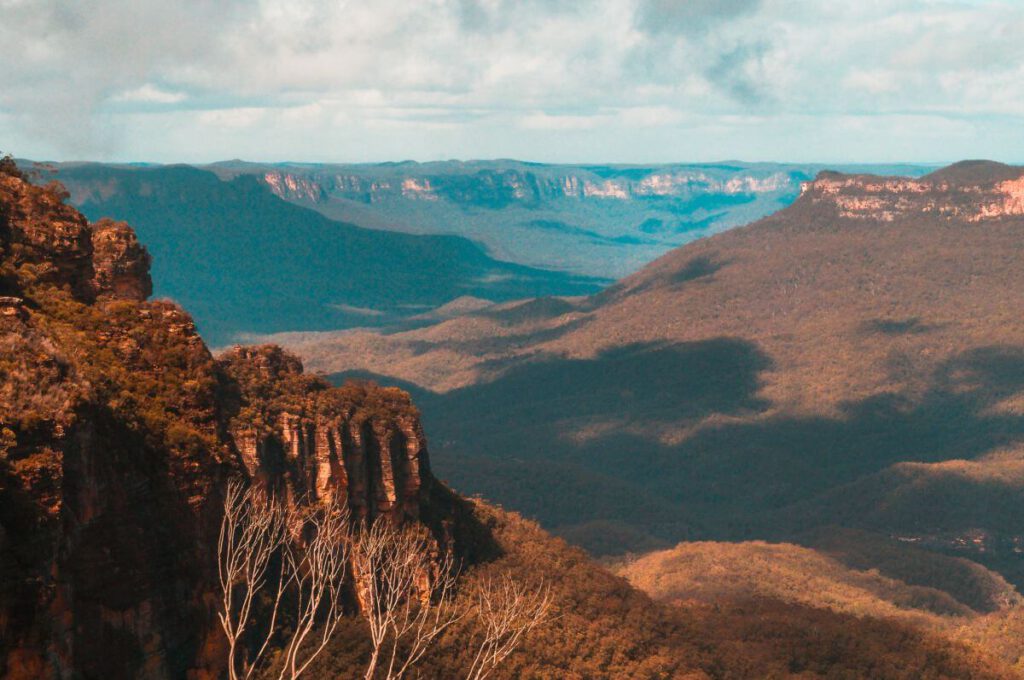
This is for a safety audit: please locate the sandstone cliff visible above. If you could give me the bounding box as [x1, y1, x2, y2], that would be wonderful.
[0, 166, 467, 679]
[799, 160, 1024, 223]
[220, 344, 432, 525]
[260, 165, 794, 207]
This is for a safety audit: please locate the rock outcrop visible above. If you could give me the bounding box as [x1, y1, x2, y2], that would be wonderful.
[800, 161, 1024, 223]
[0, 167, 463, 679]
[220, 344, 432, 525]
[90, 218, 152, 301]
[0, 173, 153, 303]
[0, 175, 94, 300]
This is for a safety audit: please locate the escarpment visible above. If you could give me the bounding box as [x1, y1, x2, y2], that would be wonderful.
[0, 167, 467, 679]
[220, 344, 433, 525]
[260, 165, 794, 207]
[799, 160, 1024, 223]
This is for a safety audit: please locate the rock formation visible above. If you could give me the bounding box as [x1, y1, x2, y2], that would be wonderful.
[800, 161, 1024, 223]
[260, 165, 793, 207]
[219, 344, 432, 525]
[90, 218, 152, 301]
[0, 166, 464, 679]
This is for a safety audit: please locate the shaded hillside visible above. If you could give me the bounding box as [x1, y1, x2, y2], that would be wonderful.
[3, 158, 1012, 680]
[31, 163, 603, 345]
[617, 539, 1024, 673]
[278, 162, 1024, 585]
[216, 159, 933, 279]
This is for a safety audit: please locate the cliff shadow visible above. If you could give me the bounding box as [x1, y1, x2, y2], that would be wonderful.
[669, 255, 727, 285]
[419, 343, 1024, 555]
[422, 338, 772, 452]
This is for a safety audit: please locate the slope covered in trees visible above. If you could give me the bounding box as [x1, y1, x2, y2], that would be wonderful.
[3, 159, 1020, 678]
[277, 161, 1024, 590]
[37, 163, 603, 345]
[304, 503, 1020, 679]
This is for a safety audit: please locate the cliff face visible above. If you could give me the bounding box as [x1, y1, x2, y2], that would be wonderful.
[261, 166, 794, 208]
[0, 168, 457, 679]
[800, 161, 1024, 223]
[219, 344, 432, 525]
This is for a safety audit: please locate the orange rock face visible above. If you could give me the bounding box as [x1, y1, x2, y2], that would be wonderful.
[801, 162, 1024, 223]
[0, 167, 457, 679]
[219, 344, 432, 524]
[89, 218, 153, 301]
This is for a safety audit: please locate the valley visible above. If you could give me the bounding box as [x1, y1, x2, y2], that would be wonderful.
[269, 161, 1024, 598]
[5, 0, 1021, 675]
[6, 158, 1019, 677]
[29, 160, 933, 347]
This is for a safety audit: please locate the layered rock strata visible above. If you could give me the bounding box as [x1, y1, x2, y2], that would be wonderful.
[0, 167, 456, 679]
[801, 161, 1024, 222]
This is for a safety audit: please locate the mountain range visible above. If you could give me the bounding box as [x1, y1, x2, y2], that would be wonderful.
[211, 159, 933, 278]
[21, 159, 932, 346]
[6, 158, 1020, 677]
[272, 160, 1024, 596]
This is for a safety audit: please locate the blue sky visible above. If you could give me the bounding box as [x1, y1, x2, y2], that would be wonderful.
[2, 0, 1022, 164]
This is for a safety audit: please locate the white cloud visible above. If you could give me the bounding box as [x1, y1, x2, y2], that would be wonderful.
[1, 0, 1022, 162]
[112, 84, 188, 104]
[842, 69, 901, 95]
[519, 112, 610, 130]
[197, 107, 268, 128]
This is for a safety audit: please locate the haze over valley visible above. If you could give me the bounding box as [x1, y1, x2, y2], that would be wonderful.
[26, 159, 933, 345]
[4, 0, 1024, 678]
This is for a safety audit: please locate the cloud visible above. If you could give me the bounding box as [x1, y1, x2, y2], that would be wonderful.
[703, 41, 773, 106]
[112, 84, 188, 104]
[0, 0, 249, 154]
[519, 112, 610, 130]
[1, 0, 1023, 162]
[634, 0, 762, 35]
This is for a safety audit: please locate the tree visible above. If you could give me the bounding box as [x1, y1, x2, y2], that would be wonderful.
[218, 481, 552, 680]
[217, 480, 290, 680]
[0, 153, 22, 179]
[275, 496, 350, 680]
[216, 479, 350, 680]
[464, 573, 553, 680]
[351, 517, 462, 680]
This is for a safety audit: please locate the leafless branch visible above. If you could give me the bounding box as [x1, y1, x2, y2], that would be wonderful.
[217, 479, 291, 680]
[277, 497, 351, 680]
[464, 573, 553, 680]
[217, 479, 350, 680]
[352, 518, 463, 680]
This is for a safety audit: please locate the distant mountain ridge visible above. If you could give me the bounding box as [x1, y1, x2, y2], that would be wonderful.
[272, 161, 1024, 597]
[213, 159, 935, 278]
[29, 162, 604, 345]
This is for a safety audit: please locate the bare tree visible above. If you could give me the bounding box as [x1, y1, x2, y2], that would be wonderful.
[464, 573, 553, 680]
[352, 518, 463, 680]
[276, 497, 351, 680]
[217, 479, 350, 680]
[218, 479, 291, 680]
[219, 483, 550, 680]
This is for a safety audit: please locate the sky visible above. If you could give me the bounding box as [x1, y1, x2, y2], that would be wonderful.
[1, 0, 1023, 164]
